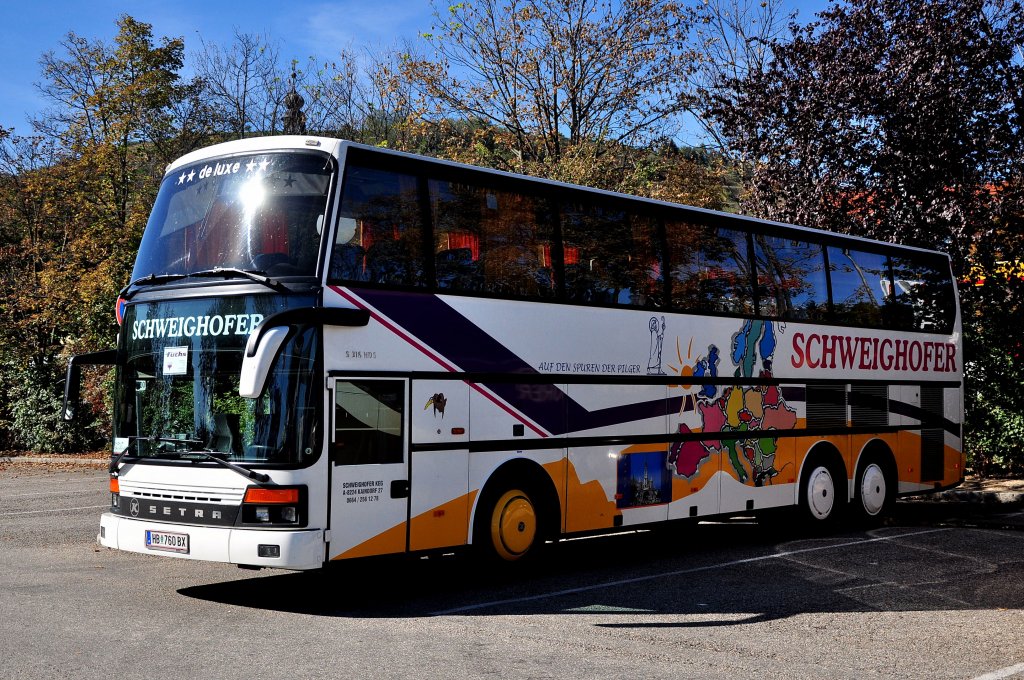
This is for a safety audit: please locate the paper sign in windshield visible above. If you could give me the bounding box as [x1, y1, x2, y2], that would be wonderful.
[163, 346, 188, 376]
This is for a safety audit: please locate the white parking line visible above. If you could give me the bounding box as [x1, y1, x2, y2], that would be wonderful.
[972, 663, 1024, 680]
[3, 505, 108, 516]
[430, 528, 950, 616]
[3, 488, 103, 499]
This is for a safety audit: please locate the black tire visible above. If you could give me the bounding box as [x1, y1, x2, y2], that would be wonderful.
[852, 453, 896, 525]
[799, 454, 847, 529]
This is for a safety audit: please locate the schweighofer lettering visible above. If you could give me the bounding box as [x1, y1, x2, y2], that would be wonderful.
[131, 313, 263, 341]
[790, 332, 957, 372]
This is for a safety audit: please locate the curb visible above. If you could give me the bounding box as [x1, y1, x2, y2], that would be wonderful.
[0, 456, 107, 466]
[919, 489, 1024, 505]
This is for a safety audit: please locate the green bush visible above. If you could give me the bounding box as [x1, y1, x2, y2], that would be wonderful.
[1, 360, 104, 453]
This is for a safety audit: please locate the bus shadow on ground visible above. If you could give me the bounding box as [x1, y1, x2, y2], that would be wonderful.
[177, 507, 1024, 622]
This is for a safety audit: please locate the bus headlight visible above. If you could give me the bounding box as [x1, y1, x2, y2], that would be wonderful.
[239, 485, 306, 527]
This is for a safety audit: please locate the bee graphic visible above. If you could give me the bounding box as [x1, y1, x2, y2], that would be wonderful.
[424, 393, 448, 418]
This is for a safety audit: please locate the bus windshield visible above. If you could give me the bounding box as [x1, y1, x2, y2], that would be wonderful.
[133, 151, 333, 280]
[114, 295, 320, 466]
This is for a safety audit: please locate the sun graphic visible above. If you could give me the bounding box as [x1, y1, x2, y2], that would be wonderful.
[668, 337, 699, 416]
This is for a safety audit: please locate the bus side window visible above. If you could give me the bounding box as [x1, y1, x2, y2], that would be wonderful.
[332, 380, 405, 466]
[666, 220, 702, 310]
[430, 178, 555, 298]
[753, 236, 829, 321]
[828, 247, 891, 327]
[669, 223, 752, 315]
[562, 203, 662, 307]
[890, 255, 955, 333]
[329, 165, 424, 287]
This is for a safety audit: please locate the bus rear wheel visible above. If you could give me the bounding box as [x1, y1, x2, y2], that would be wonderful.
[479, 487, 540, 562]
[853, 455, 895, 524]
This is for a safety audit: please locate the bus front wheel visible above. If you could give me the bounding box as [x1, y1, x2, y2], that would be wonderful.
[478, 487, 541, 562]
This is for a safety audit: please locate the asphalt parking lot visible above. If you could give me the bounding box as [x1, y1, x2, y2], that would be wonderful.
[2, 464, 1023, 680]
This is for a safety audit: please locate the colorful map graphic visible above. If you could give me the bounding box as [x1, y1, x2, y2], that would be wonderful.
[668, 320, 797, 486]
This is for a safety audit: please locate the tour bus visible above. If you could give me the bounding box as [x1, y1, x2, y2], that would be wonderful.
[64, 135, 963, 570]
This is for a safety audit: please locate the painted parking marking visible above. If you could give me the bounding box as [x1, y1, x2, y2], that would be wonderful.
[430, 528, 949, 616]
[972, 663, 1024, 680]
[3, 487, 103, 499]
[3, 505, 108, 516]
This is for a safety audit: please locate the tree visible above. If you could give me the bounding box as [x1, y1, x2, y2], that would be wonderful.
[192, 29, 285, 138]
[297, 51, 361, 138]
[689, 0, 795, 152]
[0, 16, 192, 451]
[406, 0, 700, 169]
[714, 0, 1023, 264]
[352, 44, 429, 150]
[713, 0, 1024, 473]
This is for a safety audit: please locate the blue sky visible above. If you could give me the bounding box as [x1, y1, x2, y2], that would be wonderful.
[0, 0, 829, 136]
[0, 0, 436, 132]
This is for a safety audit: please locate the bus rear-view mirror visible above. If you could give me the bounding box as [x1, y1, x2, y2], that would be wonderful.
[239, 326, 291, 398]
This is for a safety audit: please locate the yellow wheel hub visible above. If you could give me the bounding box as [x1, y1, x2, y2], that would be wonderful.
[490, 489, 537, 561]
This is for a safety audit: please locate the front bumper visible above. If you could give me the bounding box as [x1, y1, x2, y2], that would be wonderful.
[98, 512, 325, 570]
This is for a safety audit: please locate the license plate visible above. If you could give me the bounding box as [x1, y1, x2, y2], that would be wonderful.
[145, 529, 189, 554]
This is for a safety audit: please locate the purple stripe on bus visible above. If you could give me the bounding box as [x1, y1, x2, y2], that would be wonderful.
[351, 289, 687, 436]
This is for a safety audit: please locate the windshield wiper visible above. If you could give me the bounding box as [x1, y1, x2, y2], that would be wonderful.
[111, 440, 271, 485]
[186, 267, 286, 292]
[109, 436, 204, 474]
[181, 450, 272, 484]
[119, 273, 189, 300]
[118, 267, 285, 301]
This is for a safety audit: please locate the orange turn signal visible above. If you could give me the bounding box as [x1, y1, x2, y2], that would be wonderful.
[109, 477, 120, 493]
[243, 487, 300, 504]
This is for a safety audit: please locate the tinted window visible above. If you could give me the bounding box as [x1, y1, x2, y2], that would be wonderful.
[332, 380, 405, 465]
[828, 247, 891, 326]
[561, 203, 663, 306]
[890, 255, 955, 333]
[329, 165, 425, 287]
[668, 223, 752, 314]
[753, 235, 829, 321]
[430, 179, 555, 297]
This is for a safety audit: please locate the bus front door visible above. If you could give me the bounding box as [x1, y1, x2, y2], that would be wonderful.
[327, 377, 409, 560]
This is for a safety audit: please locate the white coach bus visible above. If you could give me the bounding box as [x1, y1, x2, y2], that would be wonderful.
[65, 135, 963, 570]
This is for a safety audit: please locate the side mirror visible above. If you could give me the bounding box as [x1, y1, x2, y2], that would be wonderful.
[239, 326, 291, 398]
[62, 350, 117, 421]
[63, 362, 81, 422]
[237, 306, 370, 399]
